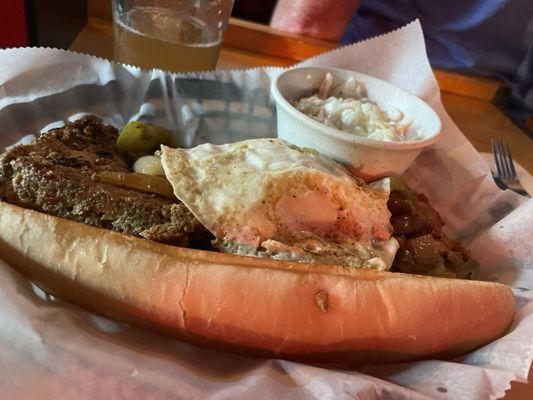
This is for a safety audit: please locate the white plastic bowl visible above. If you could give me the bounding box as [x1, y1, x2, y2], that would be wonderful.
[271, 67, 442, 180]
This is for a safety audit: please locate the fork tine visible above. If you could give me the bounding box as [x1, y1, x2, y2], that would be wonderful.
[491, 139, 504, 178]
[502, 141, 518, 179]
[501, 140, 513, 180]
[494, 140, 504, 179]
[496, 139, 511, 180]
[499, 140, 511, 180]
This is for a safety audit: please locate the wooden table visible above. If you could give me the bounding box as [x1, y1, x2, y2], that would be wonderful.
[71, 17, 532, 399]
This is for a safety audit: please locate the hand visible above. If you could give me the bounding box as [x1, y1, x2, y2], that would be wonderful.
[270, 0, 361, 42]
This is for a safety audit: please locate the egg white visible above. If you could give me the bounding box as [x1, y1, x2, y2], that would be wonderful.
[161, 139, 398, 270]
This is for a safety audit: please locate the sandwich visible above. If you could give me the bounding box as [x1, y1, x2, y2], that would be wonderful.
[0, 115, 514, 366]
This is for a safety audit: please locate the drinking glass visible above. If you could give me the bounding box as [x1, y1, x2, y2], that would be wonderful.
[113, 0, 234, 72]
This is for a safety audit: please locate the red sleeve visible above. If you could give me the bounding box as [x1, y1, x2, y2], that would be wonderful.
[0, 0, 29, 48]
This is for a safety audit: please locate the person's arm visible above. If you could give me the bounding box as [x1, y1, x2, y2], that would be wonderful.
[270, 0, 361, 42]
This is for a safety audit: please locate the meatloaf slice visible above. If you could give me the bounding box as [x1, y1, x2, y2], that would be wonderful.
[0, 115, 210, 247]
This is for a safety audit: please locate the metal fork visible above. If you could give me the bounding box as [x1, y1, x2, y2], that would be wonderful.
[491, 139, 529, 196]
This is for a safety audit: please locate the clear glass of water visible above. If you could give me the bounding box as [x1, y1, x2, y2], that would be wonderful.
[112, 0, 234, 72]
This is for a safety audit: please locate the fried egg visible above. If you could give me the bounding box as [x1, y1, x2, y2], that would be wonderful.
[161, 139, 398, 270]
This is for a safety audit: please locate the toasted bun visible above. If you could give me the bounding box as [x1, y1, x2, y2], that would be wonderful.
[0, 201, 515, 366]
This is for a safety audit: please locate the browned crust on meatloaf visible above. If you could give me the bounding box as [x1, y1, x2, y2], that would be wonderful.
[0, 115, 210, 247]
